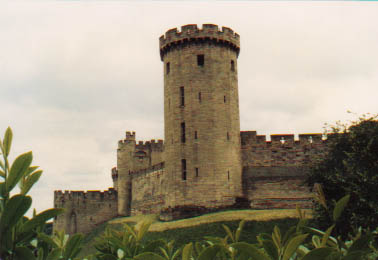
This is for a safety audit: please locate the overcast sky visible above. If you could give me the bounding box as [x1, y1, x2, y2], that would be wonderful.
[1, 1, 378, 214]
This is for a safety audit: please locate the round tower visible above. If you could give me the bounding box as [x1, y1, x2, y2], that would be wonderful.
[159, 24, 242, 209]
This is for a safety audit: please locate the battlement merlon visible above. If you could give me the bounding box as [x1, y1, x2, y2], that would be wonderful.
[54, 188, 117, 203]
[241, 131, 325, 146]
[159, 24, 240, 61]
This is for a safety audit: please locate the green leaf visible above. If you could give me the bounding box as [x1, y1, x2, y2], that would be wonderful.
[282, 234, 308, 260]
[321, 225, 335, 247]
[38, 232, 58, 248]
[235, 220, 245, 242]
[46, 248, 63, 260]
[0, 169, 5, 178]
[3, 127, 13, 157]
[0, 182, 5, 197]
[136, 221, 152, 242]
[63, 233, 83, 259]
[14, 246, 36, 260]
[182, 243, 193, 260]
[261, 239, 278, 260]
[198, 244, 225, 260]
[0, 158, 5, 171]
[222, 224, 234, 242]
[0, 194, 32, 232]
[134, 252, 166, 260]
[333, 194, 350, 222]
[231, 242, 270, 260]
[20, 208, 64, 234]
[20, 170, 42, 195]
[301, 247, 337, 260]
[272, 226, 281, 249]
[6, 151, 33, 192]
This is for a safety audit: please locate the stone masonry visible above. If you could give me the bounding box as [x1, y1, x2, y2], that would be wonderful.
[53, 24, 327, 234]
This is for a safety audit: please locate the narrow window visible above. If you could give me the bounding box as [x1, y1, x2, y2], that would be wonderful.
[231, 60, 235, 71]
[198, 92, 202, 103]
[181, 122, 186, 143]
[194, 131, 198, 139]
[195, 167, 199, 177]
[168, 98, 171, 109]
[166, 62, 170, 74]
[227, 171, 230, 180]
[180, 86, 185, 106]
[224, 95, 226, 103]
[197, 54, 204, 66]
[182, 159, 187, 180]
[227, 132, 230, 140]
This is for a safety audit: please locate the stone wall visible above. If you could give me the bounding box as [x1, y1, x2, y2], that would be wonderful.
[242, 166, 313, 209]
[129, 162, 166, 216]
[53, 189, 118, 235]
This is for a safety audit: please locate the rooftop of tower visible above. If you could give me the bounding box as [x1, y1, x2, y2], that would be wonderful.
[159, 24, 240, 61]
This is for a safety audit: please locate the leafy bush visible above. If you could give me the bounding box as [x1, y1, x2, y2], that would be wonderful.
[306, 114, 378, 238]
[0, 127, 83, 260]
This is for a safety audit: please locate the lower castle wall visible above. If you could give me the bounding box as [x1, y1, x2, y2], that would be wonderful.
[242, 166, 313, 209]
[130, 164, 167, 216]
[53, 189, 118, 235]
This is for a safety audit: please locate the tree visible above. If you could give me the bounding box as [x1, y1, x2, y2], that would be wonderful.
[306, 114, 378, 239]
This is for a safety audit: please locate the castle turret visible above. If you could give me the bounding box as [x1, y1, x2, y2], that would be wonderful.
[160, 24, 242, 209]
[117, 131, 135, 215]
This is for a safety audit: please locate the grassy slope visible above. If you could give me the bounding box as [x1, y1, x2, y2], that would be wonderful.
[80, 209, 311, 257]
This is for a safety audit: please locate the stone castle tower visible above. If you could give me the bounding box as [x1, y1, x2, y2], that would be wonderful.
[54, 24, 324, 234]
[160, 24, 243, 208]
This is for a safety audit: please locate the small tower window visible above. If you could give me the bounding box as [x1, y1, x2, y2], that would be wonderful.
[198, 92, 202, 103]
[181, 122, 186, 143]
[227, 132, 230, 140]
[231, 60, 235, 71]
[227, 171, 230, 180]
[194, 131, 198, 139]
[195, 167, 199, 177]
[182, 159, 187, 180]
[197, 54, 204, 66]
[224, 96, 226, 103]
[166, 62, 170, 74]
[180, 86, 185, 106]
[168, 98, 171, 109]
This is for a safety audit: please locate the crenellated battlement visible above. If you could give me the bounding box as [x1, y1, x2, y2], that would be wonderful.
[130, 162, 165, 177]
[241, 131, 325, 147]
[118, 131, 164, 151]
[135, 139, 164, 151]
[159, 24, 240, 61]
[54, 188, 117, 204]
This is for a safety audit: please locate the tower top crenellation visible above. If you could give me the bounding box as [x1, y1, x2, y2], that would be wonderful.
[159, 24, 240, 61]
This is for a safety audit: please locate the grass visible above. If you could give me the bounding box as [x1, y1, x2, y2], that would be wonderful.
[79, 209, 311, 257]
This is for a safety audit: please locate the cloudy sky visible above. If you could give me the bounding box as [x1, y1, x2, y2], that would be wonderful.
[1, 1, 377, 214]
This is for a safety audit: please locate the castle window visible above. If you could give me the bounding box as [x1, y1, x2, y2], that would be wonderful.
[224, 96, 226, 103]
[197, 54, 204, 66]
[195, 167, 199, 177]
[181, 122, 186, 143]
[166, 62, 170, 74]
[198, 92, 202, 103]
[168, 98, 170, 109]
[182, 159, 187, 180]
[180, 86, 185, 106]
[227, 132, 230, 140]
[231, 60, 235, 71]
[228, 171, 230, 180]
[109, 204, 111, 208]
[194, 131, 198, 139]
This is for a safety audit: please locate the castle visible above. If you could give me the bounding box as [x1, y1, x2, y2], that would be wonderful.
[53, 24, 327, 234]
